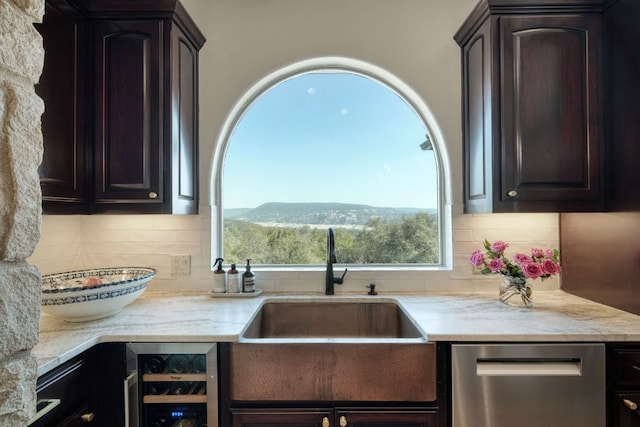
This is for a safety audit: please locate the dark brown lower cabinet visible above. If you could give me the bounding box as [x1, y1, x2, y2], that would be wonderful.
[31, 343, 125, 427]
[231, 408, 438, 427]
[31, 350, 96, 427]
[607, 344, 640, 426]
[613, 393, 640, 426]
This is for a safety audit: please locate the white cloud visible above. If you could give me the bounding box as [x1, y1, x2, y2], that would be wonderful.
[307, 87, 316, 95]
[340, 108, 349, 115]
[383, 164, 391, 171]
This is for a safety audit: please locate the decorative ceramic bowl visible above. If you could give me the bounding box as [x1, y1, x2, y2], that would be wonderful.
[41, 267, 157, 322]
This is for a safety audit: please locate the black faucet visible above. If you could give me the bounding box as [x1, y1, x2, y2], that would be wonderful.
[326, 228, 348, 295]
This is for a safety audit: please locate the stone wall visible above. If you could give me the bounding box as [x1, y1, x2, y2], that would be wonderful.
[0, 0, 44, 425]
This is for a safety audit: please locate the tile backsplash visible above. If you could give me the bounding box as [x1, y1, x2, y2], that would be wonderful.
[29, 208, 560, 293]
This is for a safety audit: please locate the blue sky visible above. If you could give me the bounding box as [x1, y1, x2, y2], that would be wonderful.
[223, 72, 438, 210]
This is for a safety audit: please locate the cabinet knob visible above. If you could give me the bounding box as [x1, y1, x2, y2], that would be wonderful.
[624, 399, 638, 411]
[507, 190, 517, 197]
[80, 413, 95, 422]
[340, 415, 348, 426]
[149, 192, 158, 199]
[322, 416, 330, 427]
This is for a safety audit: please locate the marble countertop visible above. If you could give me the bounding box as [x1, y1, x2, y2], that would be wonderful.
[35, 290, 640, 376]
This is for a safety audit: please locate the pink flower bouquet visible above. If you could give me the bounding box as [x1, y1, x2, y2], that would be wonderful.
[470, 239, 561, 306]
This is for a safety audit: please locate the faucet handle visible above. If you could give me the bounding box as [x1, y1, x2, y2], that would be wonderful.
[335, 268, 348, 284]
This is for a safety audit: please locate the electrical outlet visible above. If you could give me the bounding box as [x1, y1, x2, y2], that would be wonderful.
[171, 254, 191, 275]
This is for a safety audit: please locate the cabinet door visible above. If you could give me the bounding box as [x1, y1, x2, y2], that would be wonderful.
[169, 24, 199, 214]
[461, 18, 494, 214]
[31, 350, 94, 427]
[614, 393, 640, 427]
[92, 20, 164, 213]
[605, 0, 640, 211]
[36, 0, 88, 214]
[32, 344, 125, 427]
[335, 410, 438, 427]
[499, 15, 603, 211]
[231, 409, 333, 427]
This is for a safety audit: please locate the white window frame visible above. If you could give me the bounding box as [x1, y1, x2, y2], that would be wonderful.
[211, 56, 453, 271]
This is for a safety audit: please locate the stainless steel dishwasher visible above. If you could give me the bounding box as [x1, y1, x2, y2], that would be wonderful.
[451, 343, 605, 427]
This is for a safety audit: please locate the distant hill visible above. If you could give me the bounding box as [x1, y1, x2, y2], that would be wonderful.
[224, 202, 436, 226]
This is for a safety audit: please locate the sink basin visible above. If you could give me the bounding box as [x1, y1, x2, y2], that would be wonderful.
[231, 299, 435, 402]
[241, 299, 424, 341]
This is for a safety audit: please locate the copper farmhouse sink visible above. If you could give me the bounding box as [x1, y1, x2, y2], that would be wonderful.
[241, 300, 424, 341]
[231, 299, 436, 402]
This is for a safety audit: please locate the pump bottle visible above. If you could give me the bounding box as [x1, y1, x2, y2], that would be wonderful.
[212, 257, 226, 293]
[227, 263, 241, 293]
[242, 259, 256, 293]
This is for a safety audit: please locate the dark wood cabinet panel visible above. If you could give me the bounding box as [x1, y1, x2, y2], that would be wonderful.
[603, 0, 640, 211]
[93, 343, 127, 426]
[37, 0, 204, 214]
[456, 1, 605, 213]
[169, 24, 199, 214]
[231, 409, 438, 427]
[35, 0, 89, 214]
[461, 19, 494, 213]
[231, 409, 333, 427]
[612, 392, 640, 427]
[31, 352, 94, 427]
[93, 20, 164, 211]
[612, 349, 640, 387]
[335, 409, 438, 427]
[31, 343, 126, 427]
[607, 344, 640, 427]
[500, 15, 602, 207]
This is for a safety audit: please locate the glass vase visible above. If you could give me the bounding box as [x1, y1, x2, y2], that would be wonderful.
[498, 275, 532, 307]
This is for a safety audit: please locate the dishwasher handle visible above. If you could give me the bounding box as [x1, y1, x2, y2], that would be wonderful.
[476, 358, 582, 376]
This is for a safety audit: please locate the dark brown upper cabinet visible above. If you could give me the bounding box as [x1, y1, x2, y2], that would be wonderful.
[603, 0, 640, 212]
[36, 0, 205, 214]
[36, 0, 89, 214]
[455, 0, 605, 213]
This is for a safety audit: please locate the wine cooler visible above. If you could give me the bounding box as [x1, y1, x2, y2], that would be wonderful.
[126, 343, 218, 427]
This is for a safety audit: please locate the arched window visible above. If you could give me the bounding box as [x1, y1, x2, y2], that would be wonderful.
[213, 58, 451, 268]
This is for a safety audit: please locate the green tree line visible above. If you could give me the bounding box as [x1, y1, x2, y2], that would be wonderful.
[223, 213, 439, 265]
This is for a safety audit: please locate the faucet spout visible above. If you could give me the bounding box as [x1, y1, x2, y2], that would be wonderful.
[327, 227, 337, 264]
[326, 228, 347, 295]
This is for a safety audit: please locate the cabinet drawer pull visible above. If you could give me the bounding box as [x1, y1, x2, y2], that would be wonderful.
[149, 192, 158, 199]
[507, 190, 517, 197]
[80, 412, 95, 422]
[340, 415, 348, 426]
[624, 399, 638, 411]
[322, 416, 330, 427]
[28, 399, 61, 425]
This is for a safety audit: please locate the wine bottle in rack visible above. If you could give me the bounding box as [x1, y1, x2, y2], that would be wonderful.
[167, 354, 190, 373]
[190, 354, 206, 373]
[143, 355, 166, 374]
